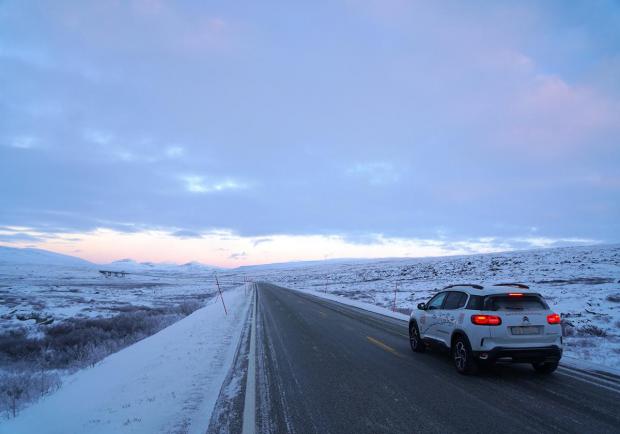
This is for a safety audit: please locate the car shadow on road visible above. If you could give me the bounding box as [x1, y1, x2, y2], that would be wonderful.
[405, 344, 556, 383]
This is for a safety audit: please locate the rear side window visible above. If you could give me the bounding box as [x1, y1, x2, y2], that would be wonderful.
[443, 291, 467, 310]
[485, 295, 548, 311]
[466, 295, 484, 310]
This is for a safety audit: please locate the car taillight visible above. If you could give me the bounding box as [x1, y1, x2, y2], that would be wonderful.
[547, 313, 561, 324]
[508, 293, 523, 297]
[471, 315, 502, 326]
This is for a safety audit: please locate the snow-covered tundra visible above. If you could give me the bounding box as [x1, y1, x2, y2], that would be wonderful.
[1, 287, 251, 434]
[1, 243, 619, 429]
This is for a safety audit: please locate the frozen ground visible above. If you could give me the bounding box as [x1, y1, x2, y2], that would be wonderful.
[244, 244, 620, 369]
[1, 243, 619, 426]
[0, 248, 244, 420]
[0, 262, 240, 335]
[1, 286, 252, 434]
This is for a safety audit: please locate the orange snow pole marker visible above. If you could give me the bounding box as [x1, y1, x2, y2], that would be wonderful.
[215, 273, 228, 315]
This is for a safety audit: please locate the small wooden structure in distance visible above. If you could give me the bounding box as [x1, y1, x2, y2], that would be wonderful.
[99, 270, 128, 278]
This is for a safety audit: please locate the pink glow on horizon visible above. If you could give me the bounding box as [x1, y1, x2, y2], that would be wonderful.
[0, 228, 518, 268]
[1, 228, 596, 268]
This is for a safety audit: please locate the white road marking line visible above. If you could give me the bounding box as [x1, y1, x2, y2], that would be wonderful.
[242, 284, 257, 434]
[558, 366, 620, 387]
[556, 369, 620, 395]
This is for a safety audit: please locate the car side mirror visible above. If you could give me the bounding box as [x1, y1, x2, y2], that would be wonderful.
[417, 303, 426, 310]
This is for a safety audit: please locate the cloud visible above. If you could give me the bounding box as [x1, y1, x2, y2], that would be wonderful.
[5, 136, 39, 150]
[8, 227, 602, 268]
[341, 233, 384, 245]
[580, 175, 620, 190]
[171, 229, 203, 239]
[252, 237, 272, 247]
[181, 176, 248, 194]
[0, 232, 44, 243]
[228, 251, 247, 260]
[54, 1, 234, 56]
[347, 162, 400, 185]
[178, 17, 230, 53]
[0, 226, 60, 244]
[509, 237, 597, 249]
[0, 1, 618, 253]
[83, 129, 113, 146]
[501, 75, 620, 153]
[165, 146, 185, 158]
[81, 130, 188, 163]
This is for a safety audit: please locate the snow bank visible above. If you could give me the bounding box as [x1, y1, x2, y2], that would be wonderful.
[1, 287, 252, 434]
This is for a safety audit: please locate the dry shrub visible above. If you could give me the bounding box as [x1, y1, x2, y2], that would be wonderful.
[577, 324, 607, 337]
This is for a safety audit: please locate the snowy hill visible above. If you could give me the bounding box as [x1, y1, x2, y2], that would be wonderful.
[0, 246, 93, 267]
[104, 259, 219, 273]
[235, 257, 380, 271]
[104, 258, 151, 271]
[181, 261, 219, 271]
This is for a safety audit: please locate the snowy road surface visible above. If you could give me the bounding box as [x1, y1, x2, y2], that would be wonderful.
[231, 283, 620, 434]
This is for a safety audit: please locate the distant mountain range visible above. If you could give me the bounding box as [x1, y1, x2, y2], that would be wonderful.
[105, 258, 219, 272]
[235, 257, 390, 271]
[0, 245, 220, 270]
[2, 243, 613, 273]
[0, 246, 94, 267]
[0, 245, 376, 271]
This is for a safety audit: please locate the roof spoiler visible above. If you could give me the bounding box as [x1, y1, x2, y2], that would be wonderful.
[443, 284, 483, 290]
[493, 283, 530, 289]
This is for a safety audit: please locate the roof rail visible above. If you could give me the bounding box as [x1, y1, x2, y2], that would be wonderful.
[493, 283, 530, 289]
[443, 284, 484, 290]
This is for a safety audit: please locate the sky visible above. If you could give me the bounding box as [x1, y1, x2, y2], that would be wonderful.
[1, 0, 619, 267]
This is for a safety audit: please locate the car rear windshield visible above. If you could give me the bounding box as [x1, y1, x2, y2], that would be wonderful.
[485, 295, 547, 311]
[466, 294, 547, 311]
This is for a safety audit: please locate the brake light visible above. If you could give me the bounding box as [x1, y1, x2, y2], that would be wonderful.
[508, 293, 523, 297]
[471, 315, 502, 326]
[547, 313, 561, 324]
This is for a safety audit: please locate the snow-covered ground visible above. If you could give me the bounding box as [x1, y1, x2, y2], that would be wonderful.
[244, 244, 620, 369]
[0, 246, 244, 421]
[1, 243, 619, 428]
[0, 262, 239, 335]
[0, 286, 252, 434]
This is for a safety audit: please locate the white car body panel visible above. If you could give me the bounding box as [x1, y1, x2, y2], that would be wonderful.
[410, 284, 563, 355]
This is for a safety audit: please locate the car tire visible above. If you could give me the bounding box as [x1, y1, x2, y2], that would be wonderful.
[452, 335, 477, 375]
[532, 361, 559, 374]
[409, 322, 425, 353]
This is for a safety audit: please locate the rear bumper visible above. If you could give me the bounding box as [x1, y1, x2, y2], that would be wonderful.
[475, 345, 562, 363]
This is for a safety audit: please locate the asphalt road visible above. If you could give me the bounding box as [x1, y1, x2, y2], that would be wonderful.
[248, 283, 620, 434]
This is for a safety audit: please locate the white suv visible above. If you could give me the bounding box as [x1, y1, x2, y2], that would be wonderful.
[409, 283, 562, 375]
